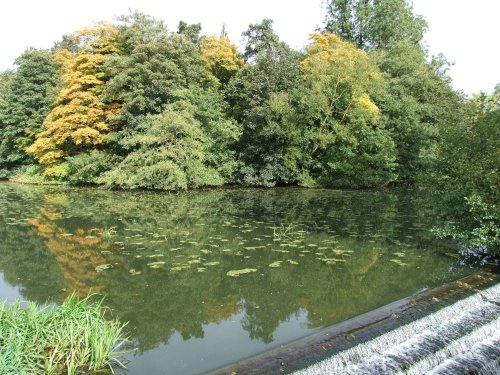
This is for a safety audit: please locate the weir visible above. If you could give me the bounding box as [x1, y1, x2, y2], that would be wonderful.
[212, 271, 499, 374]
[297, 280, 499, 374]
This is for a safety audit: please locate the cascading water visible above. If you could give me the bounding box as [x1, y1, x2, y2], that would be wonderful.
[295, 283, 500, 375]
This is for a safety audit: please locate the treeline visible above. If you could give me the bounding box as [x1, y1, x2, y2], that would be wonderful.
[0, 2, 497, 250]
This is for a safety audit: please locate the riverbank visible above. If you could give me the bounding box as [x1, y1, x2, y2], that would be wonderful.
[211, 271, 499, 374]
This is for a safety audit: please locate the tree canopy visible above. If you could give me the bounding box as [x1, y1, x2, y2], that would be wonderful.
[26, 23, 121, 177]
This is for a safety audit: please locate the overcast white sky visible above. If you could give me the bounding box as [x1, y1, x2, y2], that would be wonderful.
[1, 0, 499, 95]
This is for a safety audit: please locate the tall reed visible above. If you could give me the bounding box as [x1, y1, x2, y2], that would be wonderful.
[0, 293, 126, 375]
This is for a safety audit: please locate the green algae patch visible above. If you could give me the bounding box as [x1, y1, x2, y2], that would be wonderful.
[95, 264, 112, 272]
[390, 258, 409, 266]
[203, 261, 220, 266]
[226, 268, 258, 277]
[170, 265, 191, 272]
[147, 261, 166, 269]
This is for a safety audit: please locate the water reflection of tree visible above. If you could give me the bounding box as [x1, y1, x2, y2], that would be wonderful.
[28, 194, 111, 297]
[0, 183, 470, 354]
[0, 184, 64, 301]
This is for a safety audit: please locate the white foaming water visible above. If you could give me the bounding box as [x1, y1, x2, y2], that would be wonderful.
[408, 319, 500, 374]
[295, 283, 500, 375]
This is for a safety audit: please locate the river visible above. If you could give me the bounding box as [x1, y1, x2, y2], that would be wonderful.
[0, 182, 480, 374]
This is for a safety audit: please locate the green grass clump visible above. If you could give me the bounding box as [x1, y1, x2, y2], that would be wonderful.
[0, 293, 126, 374]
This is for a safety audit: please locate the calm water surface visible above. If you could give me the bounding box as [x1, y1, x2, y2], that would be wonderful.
[0, 182, 478, 374]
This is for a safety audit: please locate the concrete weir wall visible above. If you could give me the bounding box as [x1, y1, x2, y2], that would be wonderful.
[296, 280, 500, 375]
[212, 272, 499, 375]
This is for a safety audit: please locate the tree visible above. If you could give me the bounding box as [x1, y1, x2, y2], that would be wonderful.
[105, 12, 206, 121]
[172, 88, 242, 181]
[27, 23, 121, 177]
[429, 88, 499, 253]
[323, 0, 356, 42]
[0, 71, 13, 102]
[241, 18, 281, 61]
[0, 70, 14, 177]
[225, 19, 303, 186]
[102, 12, 209, 161]
[200, 35, 244, 86]
[298, 33, 397, 187]
[323, 0, 427, 50]
[371, 41, 460, 181]
[177, 21, 202, 44]
[0, 50, 60, 176]
[98, 104, 223, 190]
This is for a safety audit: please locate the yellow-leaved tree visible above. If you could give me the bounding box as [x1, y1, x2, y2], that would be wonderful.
[301, 33, 384, 153]
[27, 22, 121, 176]
[200, 35, 244, 86]
[299, 33, 397, 187]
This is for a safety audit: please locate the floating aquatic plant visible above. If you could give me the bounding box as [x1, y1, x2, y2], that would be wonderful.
[226, 268, 257, 277]
[203, 261, 220, 266]
[95, 264, 112, 272]
[100, 226, 117, 240]
[273, 223, 294, 241]
[269, 261, 283, 268]
[390, 259, 409, 266]
[170, 265, 190, 272]
[147, 261, 166, 269]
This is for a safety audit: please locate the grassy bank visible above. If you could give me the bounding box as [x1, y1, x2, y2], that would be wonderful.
[0, 293, 126, 374]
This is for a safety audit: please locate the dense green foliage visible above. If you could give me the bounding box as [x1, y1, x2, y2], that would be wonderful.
[323, 0, 427, 50]
[428, 88, 500, 254]
[226, 19, 303, 186]
[99, 103, 224, 190]
[0, 4, 497, 251]
[0, 293, 125, 375]
[371, 42, 460, 181]
[0, 50, 60, 177]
